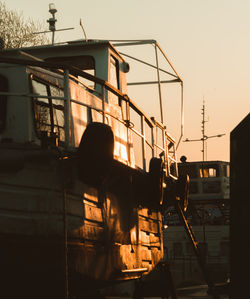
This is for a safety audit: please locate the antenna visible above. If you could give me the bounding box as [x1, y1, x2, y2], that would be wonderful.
[48, 3, 57, 44]
[183, 99, 225, 161]
[80, 19, 88, 42]
[33, 3, 74, 45]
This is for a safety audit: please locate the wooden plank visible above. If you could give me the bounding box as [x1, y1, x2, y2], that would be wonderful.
[138, 208, 148, 218]
[84, 203, 103, 222]
[83, 188, 98, 202]
[140, 230, 150, 245]
[149, 234, 161, 247]
[139, 218, 159, 234]
[81, 221, 104, 241]
[140, 246, 152, 261]
[138, 208, 159, 220]
[140, 230, 161, 247]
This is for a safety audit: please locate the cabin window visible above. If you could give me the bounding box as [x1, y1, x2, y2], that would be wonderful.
[0, 75, 8, 133]
[31, 77, 65, 142]
[199, 164, 219, 178]
[46, 55, 95, 88]
[109, 56, 120, 105]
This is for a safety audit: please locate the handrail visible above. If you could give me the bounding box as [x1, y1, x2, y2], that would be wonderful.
[0, 55, 178, 172]
[0, 56, 154, 128]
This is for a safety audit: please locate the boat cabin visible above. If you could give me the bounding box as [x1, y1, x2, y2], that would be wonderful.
[178, 160, 230, 201]
[0, 40, 179, 175]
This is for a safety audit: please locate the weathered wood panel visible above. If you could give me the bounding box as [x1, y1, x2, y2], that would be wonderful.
[81, 220, 104, 241]
[84, 203, 103, 223]
[138, 208, 159, 220]
[139, 217, 159, 234]
[149, 234, 161, 247]
[140, 246, 152, 261]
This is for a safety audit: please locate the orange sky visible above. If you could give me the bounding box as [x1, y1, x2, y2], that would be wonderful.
[6, 0, 250, 162]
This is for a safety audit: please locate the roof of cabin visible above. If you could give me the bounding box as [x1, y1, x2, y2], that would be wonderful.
[0, 39, 124, 61]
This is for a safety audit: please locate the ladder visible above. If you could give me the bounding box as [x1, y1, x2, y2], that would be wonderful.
[174, 201, 228, 299]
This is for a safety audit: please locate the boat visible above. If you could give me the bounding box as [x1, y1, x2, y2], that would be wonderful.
[164, 159, 230, 287]
[0, 29, 188, 298]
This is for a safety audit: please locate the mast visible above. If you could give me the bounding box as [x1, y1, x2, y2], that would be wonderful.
[183, 100, 225, 161]
[201, 99, 206, 162]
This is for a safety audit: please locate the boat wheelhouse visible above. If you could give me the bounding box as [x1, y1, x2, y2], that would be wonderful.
[178, 160, 230, 202]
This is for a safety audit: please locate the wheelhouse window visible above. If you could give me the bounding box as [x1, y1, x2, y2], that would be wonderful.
[199, 164, 219, 178]
[0, 75, 8, 133]
[46, 55, 95, 88]
[31, 77, 65, 143]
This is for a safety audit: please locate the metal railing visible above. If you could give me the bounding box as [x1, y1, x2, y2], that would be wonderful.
[0, 56, 178, 173]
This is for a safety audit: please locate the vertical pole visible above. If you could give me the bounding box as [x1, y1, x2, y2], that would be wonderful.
[102, 85, 106, 123]
[64, 70, 70, 148]
[176, 81, 184, 149]
[63, 70, 70, 299]
[151, 126, 155, 158]
[154, 43, 164, 124]
[201, 100, 205, 162]
[52, 31, 55, 45]
[141, 115, 146, 171]
[126, 97, 131, 165]
[180, 81, 184, 138]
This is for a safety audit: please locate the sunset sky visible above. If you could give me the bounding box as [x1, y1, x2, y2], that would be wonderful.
[5, 0, 250, 162]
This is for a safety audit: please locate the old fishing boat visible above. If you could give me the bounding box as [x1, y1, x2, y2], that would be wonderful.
[0, 25, 187, 297]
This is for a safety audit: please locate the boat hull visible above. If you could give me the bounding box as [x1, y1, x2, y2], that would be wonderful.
[0, 155, 163, 297]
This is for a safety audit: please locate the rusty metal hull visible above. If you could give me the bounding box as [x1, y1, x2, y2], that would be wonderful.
[0, 155, 163, 297]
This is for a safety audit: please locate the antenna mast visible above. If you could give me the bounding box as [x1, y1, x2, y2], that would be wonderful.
[47, 3, 57, 45]
[183, 100, 225, 161]
[33, 3, 74, 45]
[201, 99, 206, 161]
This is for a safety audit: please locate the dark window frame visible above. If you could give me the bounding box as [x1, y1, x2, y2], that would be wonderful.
[30, 74, 65, 144]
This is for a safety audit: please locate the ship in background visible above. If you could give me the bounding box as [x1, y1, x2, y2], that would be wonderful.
[165, 158, 230, 286]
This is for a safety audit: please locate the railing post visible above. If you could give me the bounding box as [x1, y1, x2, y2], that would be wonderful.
[64, 69, 70, 148]
[151, 125, 155, 158]
[102, 85, 106, 123]
[176, 81, 184, 150]
[141, 115, 146, 171]
[126, 98, 131, 165]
